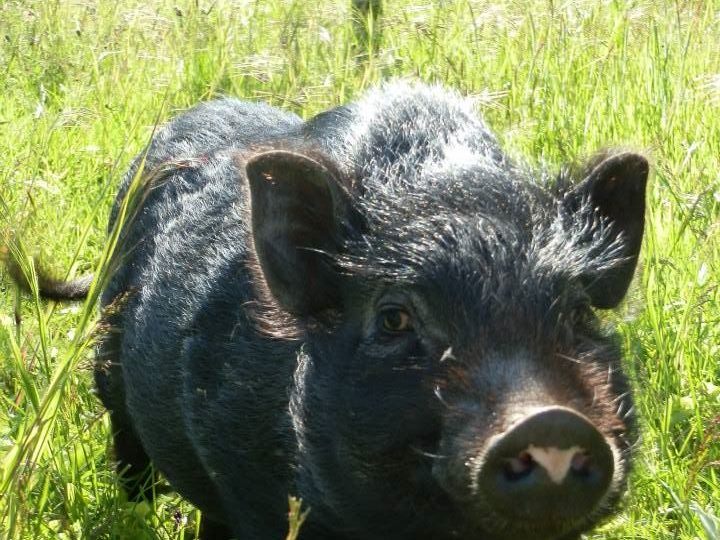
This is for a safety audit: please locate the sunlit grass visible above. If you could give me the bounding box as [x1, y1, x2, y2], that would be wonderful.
[1, 0, 719, 538]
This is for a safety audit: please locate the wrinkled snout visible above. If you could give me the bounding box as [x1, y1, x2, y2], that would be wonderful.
[478, 407, 614, 531]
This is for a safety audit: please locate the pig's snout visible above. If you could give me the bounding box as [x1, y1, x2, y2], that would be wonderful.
[478, 407, 614, 527]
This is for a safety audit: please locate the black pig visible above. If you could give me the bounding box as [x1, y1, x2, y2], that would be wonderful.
[32, 82, 648, 539]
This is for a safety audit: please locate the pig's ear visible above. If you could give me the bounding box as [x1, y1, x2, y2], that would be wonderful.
[567, 152, 649, 309]
[244, 150, 356, 316]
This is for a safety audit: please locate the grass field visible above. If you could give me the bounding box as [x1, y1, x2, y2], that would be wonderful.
[1, 0, 719, 538]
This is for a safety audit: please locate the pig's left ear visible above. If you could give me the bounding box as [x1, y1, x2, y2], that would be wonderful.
[567, 152, 649, 309]
[243, 150, 357, 317]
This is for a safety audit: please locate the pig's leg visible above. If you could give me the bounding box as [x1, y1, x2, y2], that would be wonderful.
[198, 516, 234, 540]
[95, 325, 155, 500]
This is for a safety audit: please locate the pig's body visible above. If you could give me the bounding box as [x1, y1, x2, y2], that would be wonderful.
[93, 82, 648, 540]
[100, 102, 299, 535]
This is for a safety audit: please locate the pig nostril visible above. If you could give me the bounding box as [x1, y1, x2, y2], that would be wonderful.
[503, 450, 534, 481]
[570, 451, 592, 477]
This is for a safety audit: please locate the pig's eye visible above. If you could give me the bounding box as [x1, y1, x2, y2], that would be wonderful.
[379, 308, 414, 334]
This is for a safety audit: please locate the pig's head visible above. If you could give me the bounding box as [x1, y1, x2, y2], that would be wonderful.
[243, 148, 648, 540]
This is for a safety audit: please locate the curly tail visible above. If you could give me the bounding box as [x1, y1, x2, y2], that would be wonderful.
[33, 273, 93, 301]
[6, 258, 93, 301]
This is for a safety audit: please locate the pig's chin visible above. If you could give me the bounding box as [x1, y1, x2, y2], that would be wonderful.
[465, 520, 589, 540]
[419, 495, 601, 540]
[422, 473, 618, 540]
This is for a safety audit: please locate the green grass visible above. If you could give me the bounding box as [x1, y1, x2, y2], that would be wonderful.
[1, 0, 719, 538]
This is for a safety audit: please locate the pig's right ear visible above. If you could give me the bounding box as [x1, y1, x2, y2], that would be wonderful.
[244, 150, 356, 316]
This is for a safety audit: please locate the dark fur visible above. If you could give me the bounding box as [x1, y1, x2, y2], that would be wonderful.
[5, 254, 93, 300]
[32, 82, 648, 539]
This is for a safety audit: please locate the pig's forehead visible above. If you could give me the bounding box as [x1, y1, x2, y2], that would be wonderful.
[343, 207, 545, 286]
[357, 165, 545, 227]
[352, 161, 622, 274]
[342, 185, 622, 302]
